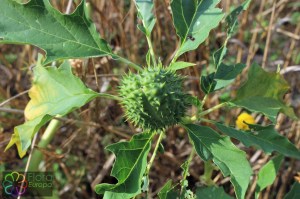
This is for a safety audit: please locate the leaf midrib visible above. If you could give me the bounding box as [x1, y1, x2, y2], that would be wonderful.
[0, 2, 112, 55]
[112, 134, 153, 186]
[27, 93, 96, 119]
[219, 125, 300, 158]
[180, 1, 202, 45]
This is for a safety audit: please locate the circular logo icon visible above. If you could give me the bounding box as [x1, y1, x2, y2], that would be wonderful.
[2, 172, 28, 197]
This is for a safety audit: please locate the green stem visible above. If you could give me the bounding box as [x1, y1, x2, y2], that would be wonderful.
[112, 54, 142, 71]
[198, 102, 227, 118]
[171, 51, 179, 64]
[28, 117, 62, 171]
[199, 118, 217, 124]
[146, 36, 157, 66]
[201, 160, 215, 186]
[170, 41, 183, 64]
[200, 94, 208, 112]
[180, 148, 195, 192]
[145, 132, 164, 175]
[97, 93, 122, 101]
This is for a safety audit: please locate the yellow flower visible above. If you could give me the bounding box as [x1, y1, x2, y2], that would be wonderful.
[235, 112, 255, 130]
[294, 172, 300, 183]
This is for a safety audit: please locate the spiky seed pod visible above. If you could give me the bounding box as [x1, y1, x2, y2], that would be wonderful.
[119, 66, 189, 131]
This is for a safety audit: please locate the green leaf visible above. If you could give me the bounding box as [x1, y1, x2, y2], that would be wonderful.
[169, 61, 196, 71]
[171, 0, 224, 59]
[200, 63, 245, 94]
[5, 56, 98, 157]
[141, 175, 149, 192]
[196, 186, 233, 199]
[213, 0, 251, 68]
[185, 124, 252, 199]
[5, 115, 51, 158]
[216, 123, 300, 159]
[200, 73, 216, 94]
[158, 180, 179, 199]
[226, 0, 251, 37]
[135, 0, 156, 36]
[255, 155, 284, 199]
[0, 0, 112, 63]
[94, 132, 154, 199]
[213, 46, 228, 69]
[284, 182, 300, 199]
[214, 63, 246, 90]
[230, 64, 297, 122]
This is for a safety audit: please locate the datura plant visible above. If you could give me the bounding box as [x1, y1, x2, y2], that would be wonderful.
[1, 0, 299, 199]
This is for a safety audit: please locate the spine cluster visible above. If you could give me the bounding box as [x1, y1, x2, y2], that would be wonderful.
[119, 66, 189, 131]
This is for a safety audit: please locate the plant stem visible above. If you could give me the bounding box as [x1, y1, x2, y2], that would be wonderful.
[112, 54, 143, 71]
[171, 52, 179, 64]
[198, 102, 227, 118]
[201, 160, 215, 186]
[199, 118, 217, 124]
[180, 148, 195, 192]
[98, 93, 122, 101]
[146, 36, 157, 66]
[200, 94, 208, 111]
[145, 132, 164, 175]
[28, 117, 61, 171]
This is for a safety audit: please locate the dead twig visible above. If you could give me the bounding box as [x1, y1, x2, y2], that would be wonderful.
[262, 0, 277, 68]
[91, 154, 115, 188]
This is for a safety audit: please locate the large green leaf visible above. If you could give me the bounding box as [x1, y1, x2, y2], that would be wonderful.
[5, 56, 98, 157]
[135, 0, 156, 36]
[255, 155, 283, 199]
[185, 124, 252, 199]
[214, 63, 245, 90]
[196, 186, 233, 199]
[216, 123, 300, 159]
[0, 0, 112, 63]
[170, 0, 224, 59]
[201, 63, 246, 94]
[284, 182, 300, 199]
[94, 132, 154, 199]
[230, 64, 297, 122]
[158, 180, 179, 199]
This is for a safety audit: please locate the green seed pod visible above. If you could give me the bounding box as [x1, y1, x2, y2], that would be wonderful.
[119, 66, 189, 131]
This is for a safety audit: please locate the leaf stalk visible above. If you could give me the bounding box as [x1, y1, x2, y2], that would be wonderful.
[112, 54, 143, 71]
[145, 132, 164, 175]
[198, 102, 227, 118]
[180, 148, 195, 193]
[146, 36, 157, 66]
